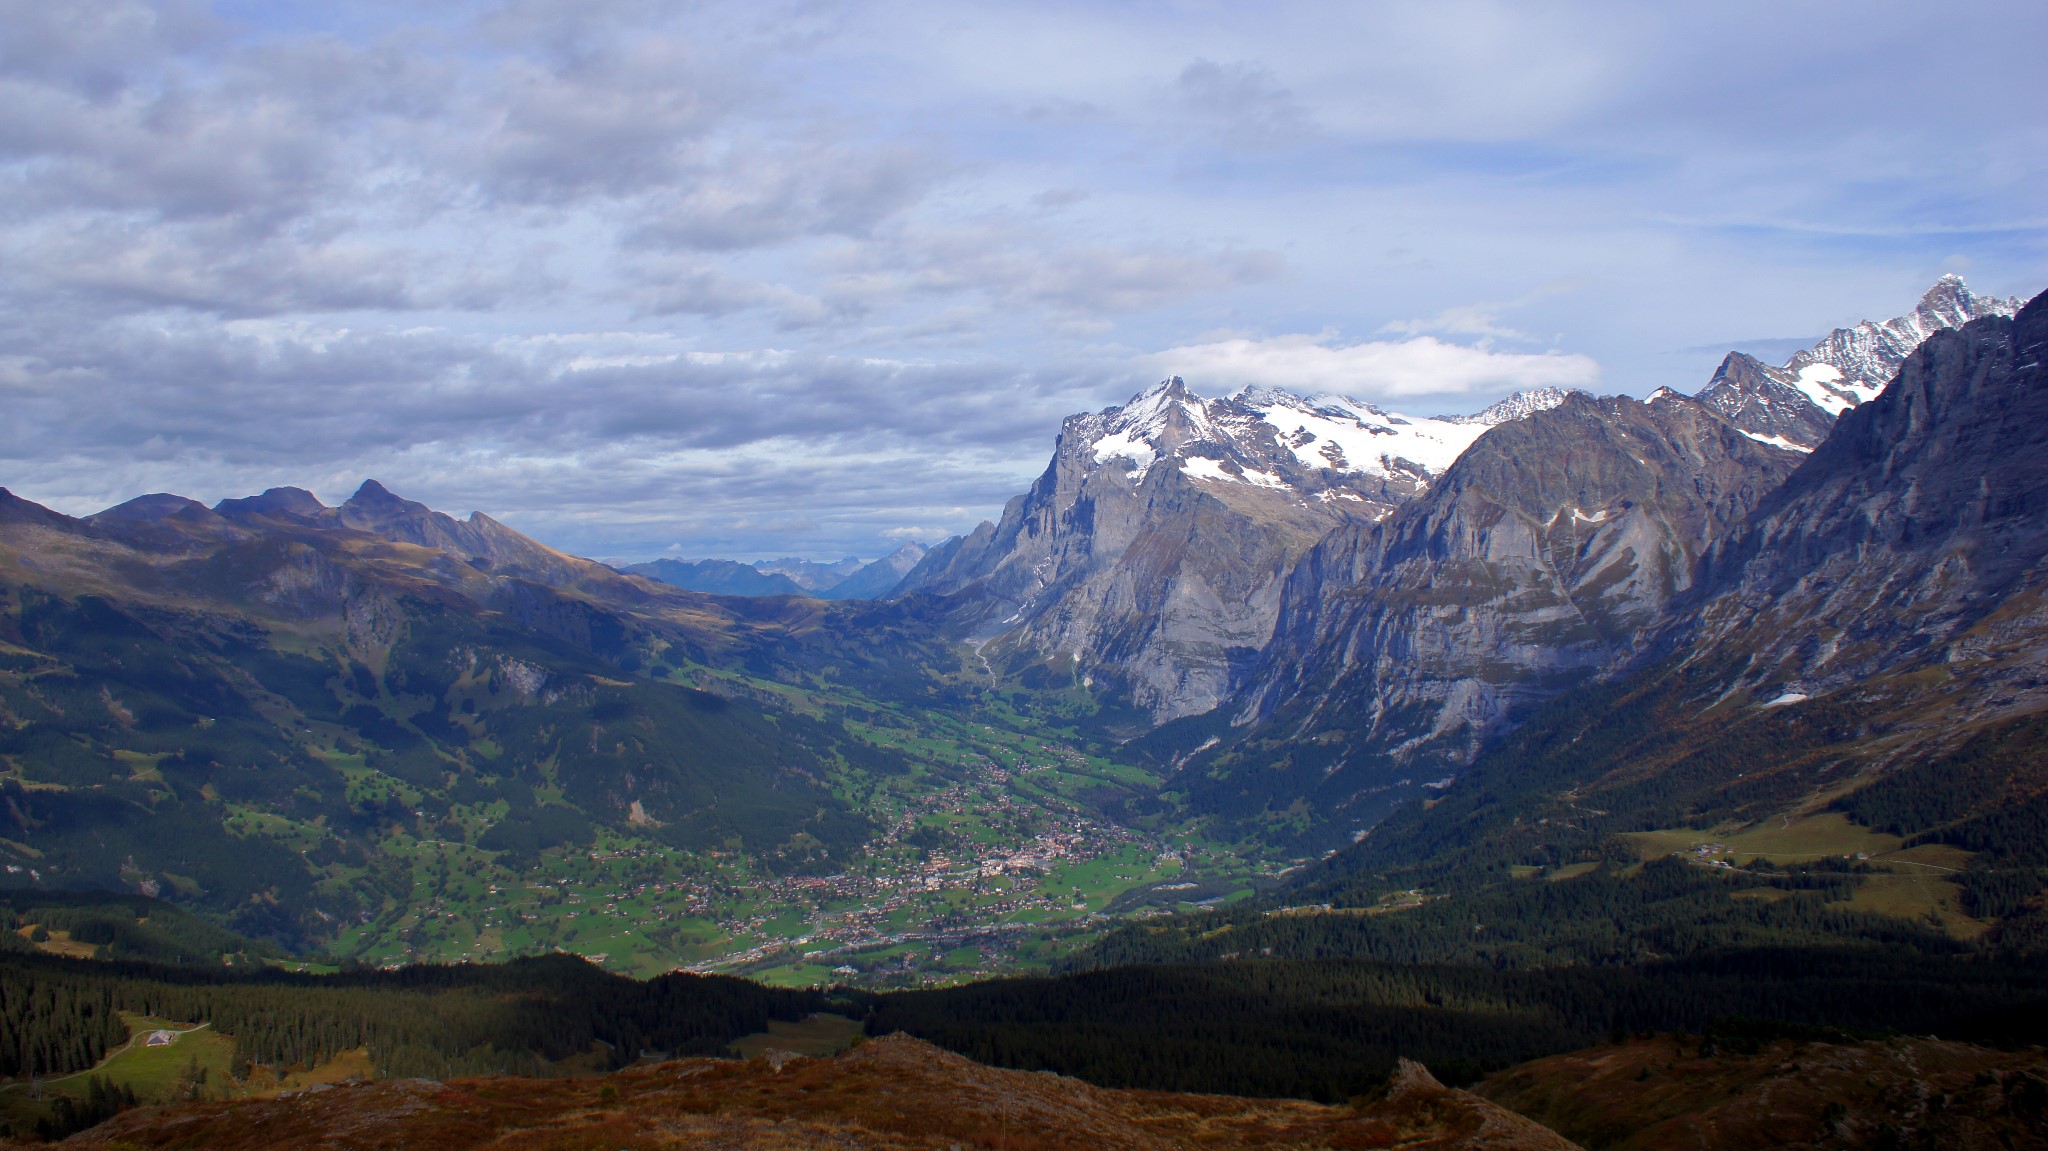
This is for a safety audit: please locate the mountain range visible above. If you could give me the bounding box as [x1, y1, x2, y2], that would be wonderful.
[882, 276, 2036, 835]
[618, 545, 929, 600]
[0, 274, 2041, 979]
[2, 274, 2048, 1149]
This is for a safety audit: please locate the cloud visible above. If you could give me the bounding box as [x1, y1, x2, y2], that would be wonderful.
[467, 38, 736, 204]
[1377, 305, 1529, 342]
[626, 136, 944, 251]
[0, 310, 1117, 557]
[1174, 58, 1309, 148]
[844, 224, 1286, 318]
[1147, 333, 1600, 400]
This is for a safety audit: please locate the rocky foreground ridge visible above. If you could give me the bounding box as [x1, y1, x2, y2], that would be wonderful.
[44, 1030, 2048, 1151]
[53, 1034, 1580, 1151]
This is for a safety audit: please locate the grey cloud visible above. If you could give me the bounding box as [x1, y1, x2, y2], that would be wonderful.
[1031, 188, 1089, 211]
[0, 309, 1107, 558]
[876, 227, 1286, 317]
[470, 40, 739, 204]
[0, 75, 332, 224]
[625, 136, 945, 251]
[1175, 58, 1310, 149]
[0, 0, 220, 98]
[9, 218, 423, 316]
[0, 312, 1104, 468]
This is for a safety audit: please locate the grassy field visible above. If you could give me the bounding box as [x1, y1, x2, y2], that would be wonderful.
[1622, 812, 1983, 937]
[1622, 812, 1901, 863]
[728, 1013, 865, 1059]
[0, 1012, 237, 1135]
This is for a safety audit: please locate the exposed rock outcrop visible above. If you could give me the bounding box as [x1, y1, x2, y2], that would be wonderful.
[1188, 391, 1800, 824]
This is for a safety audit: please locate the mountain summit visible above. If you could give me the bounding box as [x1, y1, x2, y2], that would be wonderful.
[1697, 275, 2021, 450]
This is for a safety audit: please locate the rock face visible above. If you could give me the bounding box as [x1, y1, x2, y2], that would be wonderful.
[1677, 289, 2048, 707]
[1696, 274, 2021, 450]
[898, 377, 1572, 722]
[1211, 392, 1801, 812]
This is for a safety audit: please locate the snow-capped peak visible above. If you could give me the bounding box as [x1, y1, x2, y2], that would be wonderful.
[1437, 386, 1580, 426]
[1085, 377, 1223, 477]
[1693, 275, 2024, 450]
[1782, 275, 2023, 408]
[1074, 377, 1573, 502]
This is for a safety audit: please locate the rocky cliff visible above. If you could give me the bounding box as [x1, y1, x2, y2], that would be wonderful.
[1677, 288, 2048, 712]
[1188, 391, 1801, 823]
[897, 377, 1570, 723]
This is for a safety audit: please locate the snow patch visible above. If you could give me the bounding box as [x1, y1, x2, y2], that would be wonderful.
[1740, 430, 1813, 453]
[1234, 388, 1493, 480]
[1181, 456, 1287, 488]
[1762, 691, 1809, 707]
[1091, 430, 1157, 478]
[1790, 364, 1855, 416]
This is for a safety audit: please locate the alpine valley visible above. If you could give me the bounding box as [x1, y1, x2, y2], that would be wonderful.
[3, 277, 2047, 1146]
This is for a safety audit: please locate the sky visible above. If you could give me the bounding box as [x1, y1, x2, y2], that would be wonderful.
[2, 1, 2044, 561]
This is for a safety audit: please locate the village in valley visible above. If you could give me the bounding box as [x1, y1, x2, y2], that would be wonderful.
[325, 692, 1280, 987]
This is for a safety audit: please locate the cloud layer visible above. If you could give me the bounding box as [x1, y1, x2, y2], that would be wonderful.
[1150, 335, 1599, 402]
[1, 0, 2043, 559]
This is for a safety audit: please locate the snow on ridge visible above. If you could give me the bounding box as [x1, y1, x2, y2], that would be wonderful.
[1090, 429, 1158, 478]
[1181, 456, 1288, 489]
[1237, 390, 1489, 479]
[1739, 429, 1813, 453]
[1436, 385, 1579, 426]
[1783, 276, 2022, 402]
[1075, 377, 1579, 493]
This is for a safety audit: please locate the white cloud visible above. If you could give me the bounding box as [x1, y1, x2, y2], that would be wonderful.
[1147, 333, 1600, 400]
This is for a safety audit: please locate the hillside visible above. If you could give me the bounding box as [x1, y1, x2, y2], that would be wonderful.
[0, 481, 1241, 973]
[43, 1035, 1581, 1151]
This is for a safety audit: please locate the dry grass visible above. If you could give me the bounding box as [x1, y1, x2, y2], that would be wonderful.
[52, 1035, 1579, 1151]
[1478, 1033, 2048, 1151]
[728, 1014, 865, 1059]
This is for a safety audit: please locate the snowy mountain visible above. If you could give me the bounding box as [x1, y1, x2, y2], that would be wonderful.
[1696, 275, 2021, 449]
[1072, 377, 1574, 523]
[895, 378, 1576, 723]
